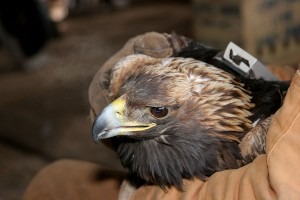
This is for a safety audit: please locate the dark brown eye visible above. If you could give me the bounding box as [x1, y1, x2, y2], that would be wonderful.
[150, 107, 169, 118]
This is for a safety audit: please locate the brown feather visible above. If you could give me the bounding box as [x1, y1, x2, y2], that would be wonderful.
[239, 116, 272, 164]
[109, 55, 254, 142]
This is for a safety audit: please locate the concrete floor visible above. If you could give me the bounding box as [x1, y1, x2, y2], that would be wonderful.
[0, 3, 191, 199]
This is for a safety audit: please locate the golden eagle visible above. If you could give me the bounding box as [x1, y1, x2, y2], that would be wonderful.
[92, 41, 289, 189]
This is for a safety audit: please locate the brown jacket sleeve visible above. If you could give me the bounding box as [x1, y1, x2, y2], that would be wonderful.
[130, 71, 300, 200]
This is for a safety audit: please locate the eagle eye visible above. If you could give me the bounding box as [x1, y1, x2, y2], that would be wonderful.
[150, 107, 169, 118]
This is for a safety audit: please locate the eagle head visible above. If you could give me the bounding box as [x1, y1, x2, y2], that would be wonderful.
[92, 54, 254, 189]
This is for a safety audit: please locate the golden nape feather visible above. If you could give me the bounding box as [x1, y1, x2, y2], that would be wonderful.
[108, 54, 254, 142]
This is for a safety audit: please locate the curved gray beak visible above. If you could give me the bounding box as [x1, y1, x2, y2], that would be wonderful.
[92, 97, 156, 143]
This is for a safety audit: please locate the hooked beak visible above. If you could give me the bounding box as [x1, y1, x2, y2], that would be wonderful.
[92, 96, 156, 143]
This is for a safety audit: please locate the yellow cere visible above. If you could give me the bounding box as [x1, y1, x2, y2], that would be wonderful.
[112, 97, 126, 120]
[111, 97, 157, 133]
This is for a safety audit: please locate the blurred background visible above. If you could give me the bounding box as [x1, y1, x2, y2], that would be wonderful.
[0, 0, 299, 199]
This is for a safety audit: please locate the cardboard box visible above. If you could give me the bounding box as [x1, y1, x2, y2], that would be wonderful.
[243, 0, 300, 65]
[193, 0, 300, 65]
[192, 0, 241, 48]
